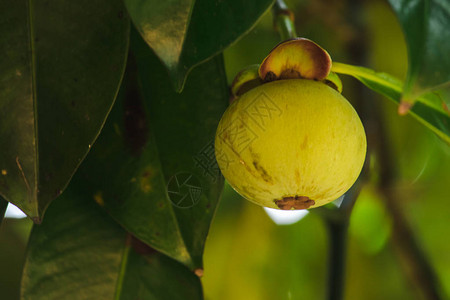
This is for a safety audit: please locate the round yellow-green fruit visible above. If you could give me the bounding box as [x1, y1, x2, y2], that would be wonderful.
[215, 79, 366, 210]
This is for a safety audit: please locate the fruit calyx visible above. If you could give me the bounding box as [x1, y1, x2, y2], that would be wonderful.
[230, 38, 342, 101]
[230, 64, 262, 102]
[259, 38, 331, 82]
[275, 195, 315, 210]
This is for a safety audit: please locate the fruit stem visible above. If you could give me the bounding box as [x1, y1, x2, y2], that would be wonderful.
[315, 177, 363, 300]
[272, 0, 297, 40]
[325, 217, 348, 300]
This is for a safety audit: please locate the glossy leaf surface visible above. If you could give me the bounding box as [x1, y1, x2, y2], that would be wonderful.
[388, 0, 450, 101]
[120, 245, 203, 300]
[74, 31, 228, 269]
[332, 62, 450, 144]
[21, 179, 202, 300]
[125, 0, 274, 90]
[0, 0, 130, 221]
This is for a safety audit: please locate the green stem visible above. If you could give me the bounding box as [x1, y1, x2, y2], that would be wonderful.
[331, 62, 403, 91]
[272, 0, 297, 40]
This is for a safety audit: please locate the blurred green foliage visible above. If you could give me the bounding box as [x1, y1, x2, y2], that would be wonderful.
[1, 1, 449, 299]
[0, 218, 32, 299]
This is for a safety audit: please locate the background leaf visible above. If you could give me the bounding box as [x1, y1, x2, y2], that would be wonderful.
[332, 62, 450, 144]
[125, 0, 274, 90]
[388, 0, 450, 99]
[21, 177, 203, 300]
[123, 0, 194, 85]
[120, 243, 203, 300]
[0, 217, 32, 300]
[73, 31, 229, 269]
[0, 0, 130, 221]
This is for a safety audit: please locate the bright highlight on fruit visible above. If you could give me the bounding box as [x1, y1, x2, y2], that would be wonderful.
[215, 39, 367, 210]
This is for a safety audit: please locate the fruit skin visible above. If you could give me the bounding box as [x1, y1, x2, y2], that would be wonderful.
[215, 79, 366, 209]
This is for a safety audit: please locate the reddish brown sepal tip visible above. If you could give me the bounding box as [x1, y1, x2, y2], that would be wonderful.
[398, 101, 413, 115]
[194, 268, 204, 277]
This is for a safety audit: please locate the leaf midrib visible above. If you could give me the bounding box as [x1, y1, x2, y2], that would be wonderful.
[178, 0, 196, 62]
[132, 73, 194, 268]
[148, 118, 193, 268]
[27, 0, 39, 218]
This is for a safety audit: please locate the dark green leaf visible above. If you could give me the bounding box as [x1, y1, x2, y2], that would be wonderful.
[74, 31, 228, 269]
[125, 0, 274, 91]
[0, 0, 130, 221]
[332, 62, 450, 144]
[21, 179, 203, 300]
[388, 0, 450, 100]
[0, 218, 32, 299]
[124, 0, 194, 87]
[0, 197, 7, 224]
[120, 242, 203, 300]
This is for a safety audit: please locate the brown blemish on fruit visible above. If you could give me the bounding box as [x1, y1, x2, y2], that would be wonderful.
[248, 146, 258, 157]
[252, 161, 273, 183]
[300, 135, 308, 149]
[224, 142, 254, 176]
[259, 38, 331, 82]
[221, 129, 229, 141]
[275, 196, 315, 210]
[295, 169, 301, 182]
[248, 148, 272, 183]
